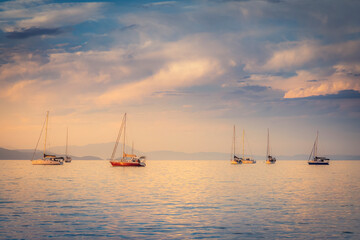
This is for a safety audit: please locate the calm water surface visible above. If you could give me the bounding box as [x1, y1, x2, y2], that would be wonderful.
[0, 160, 359, 239]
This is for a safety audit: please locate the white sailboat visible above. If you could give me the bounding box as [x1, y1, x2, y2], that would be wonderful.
[31, 111, 64, 165]
[266, 128, 276, 164]
[231, 125, 242, 164]
[110, 113, 146, 167]
[241, 129, 256, 164]
[308, 131, 329, 165]
[64, 127, 72, 163]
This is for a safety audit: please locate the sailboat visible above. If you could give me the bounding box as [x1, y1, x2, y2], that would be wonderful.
[308, 131, 329, 165]
[109, 113, 146, 167]
[241, 129, 256, 164]
[231, 125, 242, 164]
[266, 128, 276, 164]
[64, 127, 72, 163]
[31, 111, 64, 165]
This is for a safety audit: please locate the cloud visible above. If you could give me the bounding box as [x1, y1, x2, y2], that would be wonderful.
[0, 31, 229, 110]
[120, 24, 138, 31]
[240, 85, 268, 92]
[0, 1, 105, 32]
[143, 1, 177, 8]
[96, 59, 223, 105]
[283, 64, 360, 98]
[0, 79, 36, 101]
[0, 0, 46, 10]
[5, 27, 62, 39]
[245, 40, 360, 72]
[293, 90, 360, 100]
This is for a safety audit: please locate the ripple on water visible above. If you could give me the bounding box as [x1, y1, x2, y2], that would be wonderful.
[0, 160, 359, 239]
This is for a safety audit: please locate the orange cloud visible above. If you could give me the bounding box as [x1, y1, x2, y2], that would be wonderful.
[245, 40, 360, 72]
[284, 64, 360, 98]
[96, 59, 223, 105]
[0, 80, 36, 101]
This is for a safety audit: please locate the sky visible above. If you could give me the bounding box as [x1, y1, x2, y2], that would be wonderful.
[0, 0, 359, 156]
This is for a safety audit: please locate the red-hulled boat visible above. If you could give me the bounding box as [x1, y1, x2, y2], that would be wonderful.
[110, 159, 146, 167]
[111, 161, 144, 166]
[110, 153, 146, 167]
[109, 113, 146, 167]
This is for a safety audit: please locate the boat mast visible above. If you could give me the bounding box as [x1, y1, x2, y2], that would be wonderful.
[309, 131, 317, 161]
[123, 113, 127, 157]
[242, 129, 245, 159]
[110, 113, 126, 161]
[314, 131, 319, 157]
[43, 111, 49, 156]
[267, 128, 270, 158]
[233, 125, 235, 160]
[66, 127, 68, 157]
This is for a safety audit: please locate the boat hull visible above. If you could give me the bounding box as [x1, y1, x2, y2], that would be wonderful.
[231, 160, 242, 164]
[308, 161, 329, 165]
[242, 160, 256, 164]
[110, 161, 146, 167]
[31, 159, 63, 165]
[266, 160, 276, 164]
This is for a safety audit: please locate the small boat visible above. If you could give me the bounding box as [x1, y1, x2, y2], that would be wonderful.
[65, 156, 72, 163]
[32, 154, 64, 165]
[241, 129, 256, 164]
[64, 127, 72, 163]
[242, 158, 256, 164]
[110, 154, 146, 167]
[231, 125, 242, 164]
[266, 128, 276, 164]
[31, 111, 64, 165]
[308, 131, 329, 165]
[109, 113, 146, 167]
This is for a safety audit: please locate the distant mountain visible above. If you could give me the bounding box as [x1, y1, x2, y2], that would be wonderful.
[1, 146, 359, 161]
[0, 148, 32, 160]
[49, 142, 144, 159]
[147, 152, 360, 160]
[49, 142, 115, 159]
[0, 147, 101, 160]
[276, 154, 360, 160]
[146, 151, 229, 160]
[146, 151, 360, 160]
[71, 155, 102, 160]
[327, 155, 360, 160]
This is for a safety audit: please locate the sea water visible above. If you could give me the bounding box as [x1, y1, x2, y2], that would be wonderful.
[0, 160, 359, 239]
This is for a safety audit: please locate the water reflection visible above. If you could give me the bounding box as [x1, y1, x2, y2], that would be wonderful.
[0, 160, 359, 239]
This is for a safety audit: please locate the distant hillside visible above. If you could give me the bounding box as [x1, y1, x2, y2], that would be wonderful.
[145, 151, 360, 160]
[146, 151, 229, 160]
[0, 148, 32, 160]
[49, 142, 145, 159]
[0, 147, 101, 160]
[277, 154, 360, 160]
[49, 142, 115, 159]
[1, 146, 359, 161]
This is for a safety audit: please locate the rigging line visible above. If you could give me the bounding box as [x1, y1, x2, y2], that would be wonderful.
[123, 113, 127, 157]
[66, 127, 68, 156]
[267, 128, 270, 157]
[309, 137, 316, 161]
[110, 114, 126, 161]
[31, 113, 47, 161]
[45, 112, 52, 153]
[231, 125, 235, 160]
[244, 131, 253, 158]
[231, 140, 234, 161]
